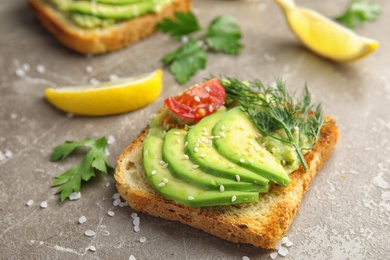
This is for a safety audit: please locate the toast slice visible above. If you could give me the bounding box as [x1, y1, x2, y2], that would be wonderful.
[115, 105, 339, 248]
[27, 0, 192, 54]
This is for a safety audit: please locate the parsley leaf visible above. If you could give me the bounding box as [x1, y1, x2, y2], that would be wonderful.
[162, 39, 207, 84]
[156, 12, 200, 39]
[336, 0, 381, 29]
[156, 12, 243, 84]
[50, 137, 113, 202]
[207, 16, 243, 55]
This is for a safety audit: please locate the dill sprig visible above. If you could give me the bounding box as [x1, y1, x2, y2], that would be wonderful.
[220, 78, 325, 171]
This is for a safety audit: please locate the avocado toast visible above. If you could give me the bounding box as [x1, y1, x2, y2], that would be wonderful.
[27, 0, 192, 54]
[115, 78, 339, 248]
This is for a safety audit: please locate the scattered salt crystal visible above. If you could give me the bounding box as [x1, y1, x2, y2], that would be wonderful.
[36, 65, 45, 74]
[0, 152, 5, 161]
[89, 245, 96, 252]
[89, 78, 100, 85]
[270, 252, 278, 259]
[107, 135, 116, 144]
[285, 241, 294, 247]
[40, 201, 48, 208]
[131, 213, 138, 219]
[133, 226, 140, 232]
[129, 255, 137, 260]
[78, 216, 87, 224]
[281, 237, 289, 244]
[26, 200, 34, 206]
[4, 150, 13, 158]
[105, 182, 110, 187]
[113, 198, 121, 206]
[107, 210, 115, 217]
[15, 68, 25, 77]
[139, 237, 146, 243]
[112, 193, 120, 200]
[84, 230, 96, 237]
[69, 192, 81, 201]
[242, 256, 250, 260]
[133, 217, 140, 227]
[86, 65, 93, 73]
[119, 202, 126, 208]
[105, 148, 110, 156]
[278, 246, 288, 257]
[109, 74, 118, 81]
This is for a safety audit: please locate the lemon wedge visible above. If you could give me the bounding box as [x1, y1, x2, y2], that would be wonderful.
[45, 69, 163, 116]
[274, 0, 379, 62]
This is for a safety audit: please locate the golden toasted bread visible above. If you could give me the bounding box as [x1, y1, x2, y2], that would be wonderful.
[115, 103, 339, 248]
[27, 0, 192, 54]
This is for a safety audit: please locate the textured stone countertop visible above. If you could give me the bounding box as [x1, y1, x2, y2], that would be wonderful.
[1, 0, 389, 259]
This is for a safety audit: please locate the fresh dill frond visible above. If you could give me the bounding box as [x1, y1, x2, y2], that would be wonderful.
[220, 78, 325, 171]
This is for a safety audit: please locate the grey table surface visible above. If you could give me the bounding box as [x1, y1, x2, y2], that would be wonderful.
[1, 0, 389, 259]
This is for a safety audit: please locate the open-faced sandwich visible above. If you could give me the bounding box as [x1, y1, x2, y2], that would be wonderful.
[115, 77, 339, 248]
[27, 0, 192, 54]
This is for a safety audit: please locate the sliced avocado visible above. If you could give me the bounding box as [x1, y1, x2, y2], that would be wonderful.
[143, 127, 260, 207]
[185, 110, 269, 186]
[163, 128, 268, 192]
[65, 1, 154, 20]
[212, 107, 291, 186]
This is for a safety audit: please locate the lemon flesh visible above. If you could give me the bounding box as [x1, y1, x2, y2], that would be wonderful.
[275, 0, 379, 63]
[45, 69, 163, 116]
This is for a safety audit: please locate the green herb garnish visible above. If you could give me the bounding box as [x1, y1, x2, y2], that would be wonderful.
[336, 0, 381, 29]
[220, 78, 325, 171]
[157, 12, 243, 84]
[50, 137, 113, 202]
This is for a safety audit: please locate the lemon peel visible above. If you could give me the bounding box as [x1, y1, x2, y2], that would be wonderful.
[274, 0, 379, 63]
[45, 69, 163, 116]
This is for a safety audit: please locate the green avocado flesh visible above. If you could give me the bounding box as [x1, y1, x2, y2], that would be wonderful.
[143, 127, 260, 207]
[143, 106, 295, 207]
[163, 128, 268, 192]
[185, 110, 269, 186]
[212, 107, 291, 187]
[48, 0, 173, 28]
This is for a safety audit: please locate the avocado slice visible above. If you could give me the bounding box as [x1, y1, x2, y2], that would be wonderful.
[212, 107, 291, 186]
[163, 128, 268, 192]
[143, 127, 260, 207]
[65, 1, 155, 20]
[185, 110, 269, 186]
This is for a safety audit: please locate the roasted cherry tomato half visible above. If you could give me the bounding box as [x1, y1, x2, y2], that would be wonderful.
[164, 78, 226, 120]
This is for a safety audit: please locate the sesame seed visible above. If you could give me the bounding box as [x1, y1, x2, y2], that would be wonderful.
[194, 96, 201, 102]
[188, 196, 194, 200]
[239, 158, 245, 163]
[162, 163, 169, 168]
[192, 165, 200, 169]
[221, 125, 225, 130]
[184, 141, 188, 148]
[176, 139, 181, 143]
[214, 135, 221, 139]
[151, 170, 157, 175]
[163, 178, 169, 183]
[231, 196, 237, 202]
[159, 161, 165, 165]
[194, 147, 199, 153]
[158, 182, 166, 187]
[220, 132, 226, 138]
[219, 185, 225, 192]
[199, 154, 205, 158]
[236, 175, 241, 182]
[209, 104, 214, 112]
[205, 86, 211, 92]
[174, 131, 180, 135]
[183, 154, 189, 159]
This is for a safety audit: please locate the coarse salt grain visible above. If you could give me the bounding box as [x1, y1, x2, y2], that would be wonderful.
[0, 152, 5, 161]
[69, 192, 81, 201]
[278, 246, 288, 257]
[36, 65, 45, 74]
[107, 210, 115, 217]
[133, 226, 140, 232]
[112, 193, 120, 200]
[131, 213, 138, 219]
[15, 68, 25, 77]
[5, 150, 13, 158]
[26, 200, 34, 206]
[78, 216, 87, 224]
[84, 230, 96, 237]
[242, 257, 250, 260]
[270, 252, 278, 259]
[129, 255, 137, 260]
[133, 217, 140, 227]
[139, 237, 146, 243]
[113, 198, 121, 206]
[40, 201, 48, 208]
[107, 135, 115, 144]
[89, 245, 96, 252]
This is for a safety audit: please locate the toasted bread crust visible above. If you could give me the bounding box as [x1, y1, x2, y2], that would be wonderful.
[27, 0, 192, 54]
[115, 112, 339, 248]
